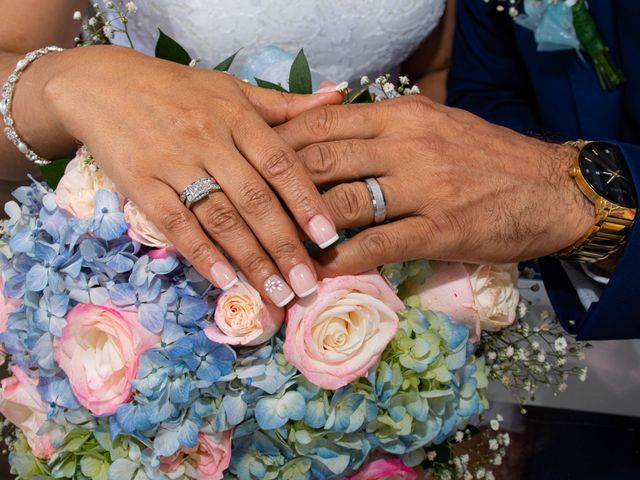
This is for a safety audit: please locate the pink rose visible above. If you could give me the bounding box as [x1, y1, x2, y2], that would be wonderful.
[204, 280, 283, 346]
[284, 273, 403, 390]
[0, 366, 55, 458]
[160, 431, 232, 480]
[53, 302, 159, 415]
[124, 201, 171, 249]
[0, 276, 20, 343]
[409, 262, 520, 341]
[55, 147, 119, 218]
[347, 458, 418, 480]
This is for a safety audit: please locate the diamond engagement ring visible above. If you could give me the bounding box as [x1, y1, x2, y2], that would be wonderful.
[180, 177, 222, 209]
[364, 178, 387, 224]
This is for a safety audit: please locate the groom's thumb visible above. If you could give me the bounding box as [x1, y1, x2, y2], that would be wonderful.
[235, 78, 344, 126]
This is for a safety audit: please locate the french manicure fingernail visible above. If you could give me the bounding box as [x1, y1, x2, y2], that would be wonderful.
[264, 275, 295, 308]
[288, 264, 318, 298]
[314, 81, 348, 94]
[308, 214, 339, 249]
[211, 262, 238, 290]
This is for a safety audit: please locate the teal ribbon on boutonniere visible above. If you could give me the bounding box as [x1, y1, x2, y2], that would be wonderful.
[493, 0, 624, 90]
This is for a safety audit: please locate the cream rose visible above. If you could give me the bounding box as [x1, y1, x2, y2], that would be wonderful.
[284, 272, 403, 390]
[55, 147, 119, 218]
[124, 201, 171, 249]
[410, 261, 519, 341]
[204, 280, 283, 346]
[467, 263, 520, 331]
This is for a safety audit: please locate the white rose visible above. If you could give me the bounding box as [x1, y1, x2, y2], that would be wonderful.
[124, 201, 171, 249]
[466, 263, 519, 331]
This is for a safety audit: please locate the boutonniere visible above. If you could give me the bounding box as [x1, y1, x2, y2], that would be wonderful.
[492, 0, 624, 90]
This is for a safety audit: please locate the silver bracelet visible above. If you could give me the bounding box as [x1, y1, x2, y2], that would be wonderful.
[1, 46, 64, 165]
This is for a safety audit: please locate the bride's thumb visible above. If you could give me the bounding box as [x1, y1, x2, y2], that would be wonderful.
[235, 78, 344, 126]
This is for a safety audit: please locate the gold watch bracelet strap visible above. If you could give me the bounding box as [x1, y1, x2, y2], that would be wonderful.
[556, 197, 634, 262]
[555, 140, 636, 263]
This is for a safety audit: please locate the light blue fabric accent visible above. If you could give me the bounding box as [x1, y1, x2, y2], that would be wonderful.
[230, 45, 327, 91]
[514, 0, 580, 51]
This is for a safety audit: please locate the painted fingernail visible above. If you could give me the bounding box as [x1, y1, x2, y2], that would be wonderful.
[308, 214, 339, 249]
[288, 264, 318, 298]
[210, 262, 238, 290]
[314, 81, 348, 93]
[264, 275, 295, 308]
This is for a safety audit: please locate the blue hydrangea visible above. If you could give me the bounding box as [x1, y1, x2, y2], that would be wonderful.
[1, 180, 488, 480]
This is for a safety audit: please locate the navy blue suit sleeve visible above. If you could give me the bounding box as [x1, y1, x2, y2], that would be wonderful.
[447, 0, 640, 339]
[447, 0, 540, 135]
[576, 142, 640, 340]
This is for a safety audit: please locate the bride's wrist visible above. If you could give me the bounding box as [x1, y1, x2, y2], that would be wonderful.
[41, 45, 142, 147]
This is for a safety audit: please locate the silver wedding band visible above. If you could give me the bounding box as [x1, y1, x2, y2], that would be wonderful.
[180, 177, 222, 210]
[364, 177, 387, 224]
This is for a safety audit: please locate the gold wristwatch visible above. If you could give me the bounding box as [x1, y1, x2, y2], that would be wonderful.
[556, 140, 636, 263]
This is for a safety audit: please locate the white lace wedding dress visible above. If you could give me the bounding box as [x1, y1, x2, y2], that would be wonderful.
[106, 0, 445, 84]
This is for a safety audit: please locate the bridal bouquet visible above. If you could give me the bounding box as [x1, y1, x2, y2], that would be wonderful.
[0, 3, 588, 480]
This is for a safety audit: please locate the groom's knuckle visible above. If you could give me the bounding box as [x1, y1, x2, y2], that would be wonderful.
[329, 185, 365, 223]
[360, 230, 401, 258]
[405, 95, 433, 118]
[262, 147, 296, 180]
[305, 144, 335, 176]
[304, 106, 336, 139]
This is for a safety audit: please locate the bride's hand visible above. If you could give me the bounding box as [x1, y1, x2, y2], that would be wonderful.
[276, 95, 593, 276]
[44, 45, 342, 305]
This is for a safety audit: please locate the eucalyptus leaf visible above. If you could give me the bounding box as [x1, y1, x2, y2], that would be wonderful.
[288, 49, 312, 94]
[155, 29, 192, 65]
[214, 49, 241, 71]
[38, 159, 70, 190]
[255, 78, 288, 93]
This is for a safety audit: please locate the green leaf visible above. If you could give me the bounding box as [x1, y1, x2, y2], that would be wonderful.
[344, 85, 373, 104]
[213, 49, 241, 71]
[38, 159, 70, 190]
[288, 49, 312, 94]
[255, 78, 288, 93]
[154, 29, 192, 65]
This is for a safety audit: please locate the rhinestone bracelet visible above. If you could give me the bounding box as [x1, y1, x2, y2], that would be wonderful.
[1, 46, 64, 165]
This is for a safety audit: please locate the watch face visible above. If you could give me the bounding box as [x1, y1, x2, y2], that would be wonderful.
[578, 142, 637, 208]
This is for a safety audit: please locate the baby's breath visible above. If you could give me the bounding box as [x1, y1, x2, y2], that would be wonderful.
[75, 1, 138, 48]
[478, 310, 590, 405]
[427, 414, 509, 480]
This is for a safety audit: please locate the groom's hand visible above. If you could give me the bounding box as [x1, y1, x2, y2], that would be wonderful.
[276, 96, 593, 277]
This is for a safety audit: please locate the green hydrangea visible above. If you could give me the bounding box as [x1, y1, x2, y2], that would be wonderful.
[8, 425, 141, 480]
